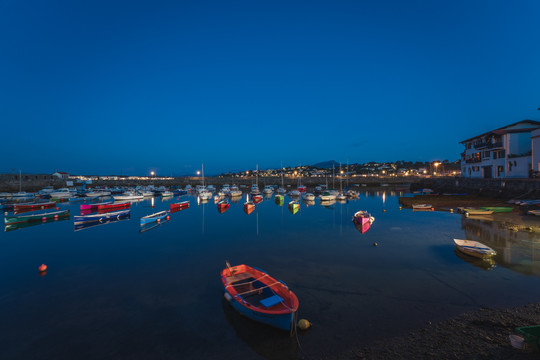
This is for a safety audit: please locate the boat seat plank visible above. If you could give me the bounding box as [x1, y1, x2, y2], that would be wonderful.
[226, 272, 253, 284]
[260, 295, 284, 308]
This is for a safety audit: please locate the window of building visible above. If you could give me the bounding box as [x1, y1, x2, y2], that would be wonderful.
[497, 166, 504, 177]
[483, 151, 490, 158]
[473, 166, 479, 172]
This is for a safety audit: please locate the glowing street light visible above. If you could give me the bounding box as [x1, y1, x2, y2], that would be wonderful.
[150, 171, 155, 177]
[433, 162, 440, 175]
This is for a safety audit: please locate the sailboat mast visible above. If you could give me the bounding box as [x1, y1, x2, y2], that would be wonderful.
[201, 163, 205, 187]
[332, 164, 335, 189]
[19, 169, 21, 192]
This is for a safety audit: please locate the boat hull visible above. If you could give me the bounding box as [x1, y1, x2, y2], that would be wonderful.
[221, 264, 298, 331]
[5, 210, 70, 224]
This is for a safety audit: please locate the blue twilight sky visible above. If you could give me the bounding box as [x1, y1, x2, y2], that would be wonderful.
[1, 0, 539, 176]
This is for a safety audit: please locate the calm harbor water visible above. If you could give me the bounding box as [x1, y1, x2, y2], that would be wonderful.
[1, 191, 540, 359]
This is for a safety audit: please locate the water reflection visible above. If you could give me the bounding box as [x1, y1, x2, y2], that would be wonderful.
[453, 248, 496, 271]
[5, 216, 70, 232]
[461, 216, 540, 276]
[74, 214, 131, 232]
[221, 297, 298, 360]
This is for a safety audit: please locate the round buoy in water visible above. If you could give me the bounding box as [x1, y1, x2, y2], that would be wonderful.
[373, 242, 378, 247]
[39, 264, 47, 272]
[298, 319, 312, 331]
[157, 218, 161, 223]
[383, 209, 386, 212]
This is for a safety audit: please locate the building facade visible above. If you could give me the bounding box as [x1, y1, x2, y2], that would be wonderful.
[460, 120, 540, 179]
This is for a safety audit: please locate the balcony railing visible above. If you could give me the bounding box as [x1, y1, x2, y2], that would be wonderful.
[465, 158, 482, 164]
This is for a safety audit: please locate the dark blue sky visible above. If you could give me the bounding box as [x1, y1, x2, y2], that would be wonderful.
[2, 0, 539, 175]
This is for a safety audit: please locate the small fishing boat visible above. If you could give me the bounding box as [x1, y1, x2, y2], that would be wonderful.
[528, 210, 540, 216]
[161, 191, 173, 197]
[244, 201, 255, 215]
[412, 204, 433, 211]
[252, 194, 263, 204]
[221, 263, 299, 331]
[297, 185, 306, 193]
[217, 199, 230, 213]
[263, 185, 274, 195]
[4, 209, 70, 225]
[80, 201, 112, 211]
[113, 192, 144, 201]
[352, 211, 375, 227]
[288, 190, 301, 197]
[319, 190, 336, 202]
[230, 189, 242, 197]
[13, 201, 56, 212]
[303, 193, 315, 201]
[74, 209, 131, 224]
[140, 211, 170, 226]
[288, 200, 299, 214]
[464, 208, 494, 216]
[170, 201, 190, 212]
[479, 207, 513, 213]
[97, 202, 131, 213]
[453, 239, 496, 259]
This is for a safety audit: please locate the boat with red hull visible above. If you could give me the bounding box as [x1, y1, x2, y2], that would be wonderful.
[252, 195, 263, 204]
[221, 263, 299, 331]
[13, 201, 56, 214]
[170, 201, 190, 213]
[217, 199, 230, 213]
[80, 201, 112, 211]
[97, 202, 131, 213]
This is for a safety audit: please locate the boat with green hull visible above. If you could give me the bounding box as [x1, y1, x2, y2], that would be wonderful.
[480, 207, 513, 213]
[4, 210, 70, 225]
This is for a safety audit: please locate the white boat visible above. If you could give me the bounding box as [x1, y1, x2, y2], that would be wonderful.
[453, 239, 497, 259]
[50, 188, 73, 199]
[113, 192, 144, 201]
[319, 190, 336, 202]
[412, 204, 433, 210]
[529, 210, 540, 216]
[85, 190, 111, 198]
[303, 193, 315, 201]
[230, 190, 242, 197]
[162, 191, 173, 197]
[288, 190, 301, 197]
[263, 185, 274, 194]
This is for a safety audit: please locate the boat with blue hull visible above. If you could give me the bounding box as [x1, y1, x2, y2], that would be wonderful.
[221, 263, 299, 331]
[74, 209, 131, 224]
[140, 210, 169, 226]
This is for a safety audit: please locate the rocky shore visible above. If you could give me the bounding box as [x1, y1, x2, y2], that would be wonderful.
[333, 302, 540, 360]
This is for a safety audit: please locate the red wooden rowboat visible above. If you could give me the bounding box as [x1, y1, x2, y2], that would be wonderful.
[244, 201, 255, 215]
[80, 201, 112, 211]
[170, 201, 190, 213]
[97, 202, 131, 213]
[221, 263, 299, 331]
[217, 199, 230, 213]
[13, 201, 56, 214]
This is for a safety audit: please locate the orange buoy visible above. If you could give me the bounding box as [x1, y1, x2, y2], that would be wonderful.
[56, 207, 59, 210]
[157, 218, 161, 223]
[39, 264, 47, 272]
[166, 216, 170, 220]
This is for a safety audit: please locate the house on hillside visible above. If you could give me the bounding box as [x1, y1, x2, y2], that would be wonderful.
[460, 120, 540, 178]
[52, 171, 70, 179]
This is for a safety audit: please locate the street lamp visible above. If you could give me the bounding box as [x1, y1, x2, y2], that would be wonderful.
[433, 162, 440, 176]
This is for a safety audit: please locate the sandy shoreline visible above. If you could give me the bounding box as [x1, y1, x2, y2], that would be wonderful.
[328, 302, 540, 360]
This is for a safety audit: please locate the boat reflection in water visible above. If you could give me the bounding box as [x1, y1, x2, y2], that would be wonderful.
[460, 216, 540, 276]
[74, 213, 131, 232]
[5, 216, 70, 232]
[320, 199, 336, 209]
[453, 248, 496, 271]
[221, 297, 298, 360]
[353, 221, 372, 234]
[139, 218, 169, 233]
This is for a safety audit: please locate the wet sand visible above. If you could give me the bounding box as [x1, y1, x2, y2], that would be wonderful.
[331, 302, 540, 360]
